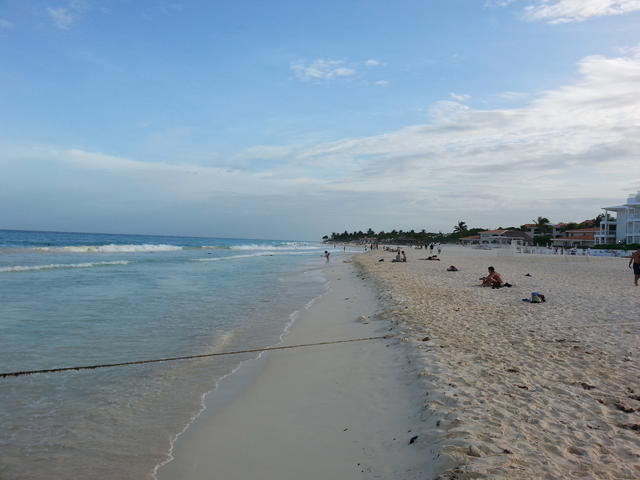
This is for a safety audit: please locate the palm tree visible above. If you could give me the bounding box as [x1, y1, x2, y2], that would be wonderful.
[532, 216, 551, 235]
[453, 221, 468, 234]
[593, 213, 613, 226]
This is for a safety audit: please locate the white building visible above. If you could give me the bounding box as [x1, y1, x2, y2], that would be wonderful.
[478, 229, 532, 246]
[597, 191, 640, 245]
[521, 223, 564, 238]
[551, 227, 599, 248]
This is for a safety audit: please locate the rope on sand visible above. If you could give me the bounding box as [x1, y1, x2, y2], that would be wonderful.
[0, 334, 395, 378]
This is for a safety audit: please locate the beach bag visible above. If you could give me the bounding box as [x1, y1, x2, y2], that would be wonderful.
[523, 292, 546, 303]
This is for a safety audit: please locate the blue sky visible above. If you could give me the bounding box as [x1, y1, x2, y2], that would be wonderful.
[1, 0, 639, 239]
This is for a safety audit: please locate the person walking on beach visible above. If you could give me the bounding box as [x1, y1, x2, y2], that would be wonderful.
[324, 251, 330, 262]
[629, 248, 640, 286]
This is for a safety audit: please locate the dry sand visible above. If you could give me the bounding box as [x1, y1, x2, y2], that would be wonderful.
[356, 245, 640, 479]
[157, 262, 429, 480]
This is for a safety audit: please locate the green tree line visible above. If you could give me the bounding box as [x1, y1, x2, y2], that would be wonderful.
[323, 214, 611, 245]
[323, 221, 485, 244]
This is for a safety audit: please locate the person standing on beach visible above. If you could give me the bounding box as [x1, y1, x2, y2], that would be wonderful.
[324, 251, 330, 262]
[629, 248, 640, 286]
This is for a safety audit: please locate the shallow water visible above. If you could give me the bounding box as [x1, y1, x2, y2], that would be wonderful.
[0, 230, 353, 479]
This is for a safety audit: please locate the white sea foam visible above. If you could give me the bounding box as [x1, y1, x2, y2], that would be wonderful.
[194, 253, 272, 262]
[194, 251, 322, 263]
[36, 244, 184, 253]
[0, 261, 130, 273]
[230, 243, 320, 251]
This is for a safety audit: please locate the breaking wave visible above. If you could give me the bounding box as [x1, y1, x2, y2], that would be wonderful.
[229, 242, 320, 251]
[194, 253, 273, 262]
[0, 261, 130, 273]
[36, 244, 184, 253]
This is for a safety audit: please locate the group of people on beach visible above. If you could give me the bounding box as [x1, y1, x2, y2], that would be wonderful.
[332, 243, 640, 286]
[392, 249, 407, 263]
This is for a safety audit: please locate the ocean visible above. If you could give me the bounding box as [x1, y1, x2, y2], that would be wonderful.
[0, 229, 354, 479]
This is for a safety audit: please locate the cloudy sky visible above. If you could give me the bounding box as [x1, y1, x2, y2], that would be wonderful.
[1, 0, 639, 240]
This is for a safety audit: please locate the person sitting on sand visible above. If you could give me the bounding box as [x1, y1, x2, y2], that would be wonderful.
[401, 251, 407, 262]
[629, 247, 640, 286]
[480, 266, 503, 288]
[392, 251, 402, 262]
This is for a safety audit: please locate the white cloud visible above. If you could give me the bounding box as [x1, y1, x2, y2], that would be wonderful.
[47, 8, 76, 29]
[47, 1, 90, 30]
[59, 42, 640, 209]
[4, 50, 640, 234]
[484, 0, 519, 6]
[283, 48, 640, 216]
[0, 18, 13, 29]
[374, 80, 390, 87]
[158, 2, 185, 14]
[0, 147, 320, 200]
[364, 59, 384, 67]
[499, 91, 530, 101]
[450, 92, 471, 102]
[525, 0, 640, 23]
[291, 59, 357, 81]
[488, 0, 640, 23]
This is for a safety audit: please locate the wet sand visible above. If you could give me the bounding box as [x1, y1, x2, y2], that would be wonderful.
[157, 262, 429, 479]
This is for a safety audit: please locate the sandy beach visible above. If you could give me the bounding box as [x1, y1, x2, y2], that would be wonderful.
[157, 262, 429, 480]
[355, 245, 639, 479]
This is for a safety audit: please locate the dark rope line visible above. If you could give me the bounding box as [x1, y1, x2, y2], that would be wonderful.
[0, 334, 395, 378]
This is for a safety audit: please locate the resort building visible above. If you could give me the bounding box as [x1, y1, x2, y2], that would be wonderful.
[478, 229, 532, 246]
[459, 235, 481, 245]
[597, 191, 640, 245]
[521, 223, 564, 239]
[551, 227, 599, 248]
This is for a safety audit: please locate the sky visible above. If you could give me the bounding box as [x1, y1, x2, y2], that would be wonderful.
[1, 0, 639, 240]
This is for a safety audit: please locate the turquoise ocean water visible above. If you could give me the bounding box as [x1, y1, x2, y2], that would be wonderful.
[0, 230, 353, 479]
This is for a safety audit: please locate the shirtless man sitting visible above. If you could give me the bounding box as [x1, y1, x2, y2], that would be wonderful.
[480, 266, 503, 288]
[629, 247, 640, 286]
